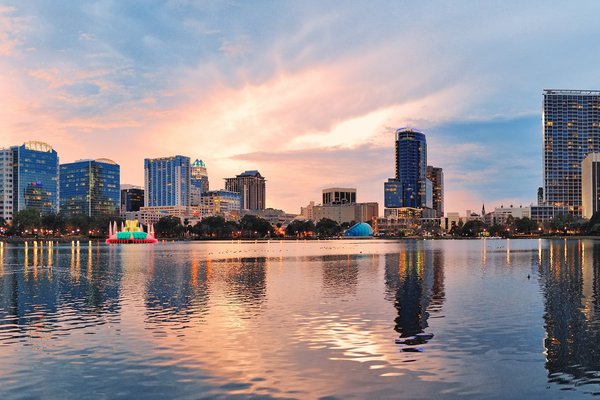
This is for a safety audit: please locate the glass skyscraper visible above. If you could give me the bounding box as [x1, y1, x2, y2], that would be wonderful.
[144, 155, 190, 207]
[60, 159, 120, 217]
[543, 89, 600, 215]
[120, 185, 144, 213]
[384, 128, 428, 209]
[11, 141, 59, 215]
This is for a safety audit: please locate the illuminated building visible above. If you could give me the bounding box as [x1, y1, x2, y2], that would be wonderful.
[322, 188, 356, 205]
[60, 159, 120, 217]
[199, 190, 241, 219]
[543, 89, 600, 216]
[224, 170, 266, 210]
[144, 155, 190, 207]
[11, 141, 59, 215]
[384, 128, 428, 209]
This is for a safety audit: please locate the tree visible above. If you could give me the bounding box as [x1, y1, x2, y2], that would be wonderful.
[240, 215, 273, 238]
[315, 218, 342, 238]
[285, 220, 315, 237]
[13, 209, 42, 234]
[514, 217, 538, 235]
[42, 213, 66, 235]
[587, 211, 600, 235]
[460, 220, 486, 237]
[155, 216, 183, 237]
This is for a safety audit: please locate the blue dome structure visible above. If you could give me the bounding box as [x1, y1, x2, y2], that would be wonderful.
[344, 222, 374, 237]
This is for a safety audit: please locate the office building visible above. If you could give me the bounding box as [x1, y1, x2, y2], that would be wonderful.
[384, 128, 428, 209]
[199, 190, 241, 219]
[582, 153, 600, 219]
[0, 149, 13, 221]
[121, 184, 144, 213]
[60, 159, 120, 217]
[312, 202, 379, 225]
[144, 155, 190, 207]
[224, 170, 266, 210]
[543, 89, 600, 215]
[322, 188, 356, 205]
[11, 141, 59, 215]
[426, 166, 444, 217]
[190, 159, 209, 206]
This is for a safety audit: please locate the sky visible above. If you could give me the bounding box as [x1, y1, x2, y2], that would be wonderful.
[2, 1, 600, 214]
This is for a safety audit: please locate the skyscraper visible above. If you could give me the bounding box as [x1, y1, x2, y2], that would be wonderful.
[60, 159, 120, 217]
[581, 153, 600, 219]
[144, 155, 191, 207]
[190, 159, 209, 206]
[426, 166, 444, 217]
[11, 141, 59, 215]
[0, 149, 13, 222]
[384, 128, 428, 209]
[120, 184, 144, 213]
[543, 89, 600, 215]
[224, 170, 266, 210]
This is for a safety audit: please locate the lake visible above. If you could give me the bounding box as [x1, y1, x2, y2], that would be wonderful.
[0, 238, 599, 399]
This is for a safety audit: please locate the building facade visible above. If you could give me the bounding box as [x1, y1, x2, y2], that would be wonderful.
[0, 149, 13, 222]
[190, 159, 209, 206]
[312, 202, 379, 225]
[121, 184, 144, 213]
[11, 141, 59, 215]
[322, 188, 356, 205]
[426, 166, 444, 217]
[60, 159, 120, 218]
[144, 155, 190, 207]
[384, 128, 428, 209]
[582, 152, 600, 219]
[199, 190, 241, 219]
[224, 170, 266, 210]
[543, 89, 600, 216]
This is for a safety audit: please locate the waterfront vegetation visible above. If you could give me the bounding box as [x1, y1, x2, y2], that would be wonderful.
[3, 209, 600, 240]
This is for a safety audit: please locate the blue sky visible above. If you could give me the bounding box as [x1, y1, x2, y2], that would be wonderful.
[1, 1, 599, 213]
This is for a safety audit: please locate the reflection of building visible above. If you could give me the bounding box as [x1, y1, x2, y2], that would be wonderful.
[384, 128, 428, 209]
[121, 184, 144, 213]
[384, 242, 444, 337]
[60, 159, 120, 217]
[190, 159, 209, 206]
[538, 240, 600, 387]
[11, 141, 59, 215]
[224, 170, 266, 210]
[581, 153, 600, 219]
[0, 149, 14, 222]
[543, 89, 600, 216]
[426, 166, 444, 218]
[144, 155, 190, 207]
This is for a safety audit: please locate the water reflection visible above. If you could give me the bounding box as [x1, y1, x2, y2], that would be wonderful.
[539, 239, 600, 388]
[384, 241, 445, 338]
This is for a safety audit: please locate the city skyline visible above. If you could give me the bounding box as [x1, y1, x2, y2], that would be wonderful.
[2, 2, 600, 213]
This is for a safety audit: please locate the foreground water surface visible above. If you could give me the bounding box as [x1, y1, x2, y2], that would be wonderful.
[1, 238, 600, 399]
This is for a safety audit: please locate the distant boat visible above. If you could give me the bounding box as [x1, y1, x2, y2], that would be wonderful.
[106, 220, 158, 244]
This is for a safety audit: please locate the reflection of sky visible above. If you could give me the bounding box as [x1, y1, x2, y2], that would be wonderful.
[2, 240, 600, 398]
[3, 2, 600, 211]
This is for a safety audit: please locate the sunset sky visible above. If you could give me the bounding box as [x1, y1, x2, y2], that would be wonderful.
[2, 1, 600, 214]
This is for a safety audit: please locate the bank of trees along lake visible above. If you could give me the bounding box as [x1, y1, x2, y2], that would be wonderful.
[4, 209, 600, 240]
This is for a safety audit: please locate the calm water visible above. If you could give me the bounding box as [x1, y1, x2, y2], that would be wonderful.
[1, 239, 600, 399]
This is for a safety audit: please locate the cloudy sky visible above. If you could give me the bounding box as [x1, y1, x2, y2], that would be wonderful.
[2, 1, 600, 214]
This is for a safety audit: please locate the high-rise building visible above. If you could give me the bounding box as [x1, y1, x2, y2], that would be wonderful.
[60, 159, 120, 218]
[543, 89, 600, 215]
[144, 155, 191, 207]
[120, 184, 144, 213]
[384, 128, 428, 209]
[190, 159, 209, 206]
[322, 188, 356, 205]
[0, 149, 13, 222]
[581, 153, 600, 219]
[199, 190, 241, 219]
[11, 141, 59, 215]
[224, 170, 266, 210]
[426, 166, 444, 217]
